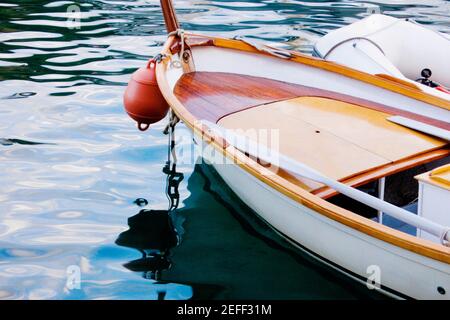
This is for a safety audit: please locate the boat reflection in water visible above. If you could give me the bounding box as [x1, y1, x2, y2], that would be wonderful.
[116, 163, 386, 299]
[116, 208, 178, 282]
[115, 138, 226, 299]
[116, 146, 183, 282]
[115, 121, 385, 299]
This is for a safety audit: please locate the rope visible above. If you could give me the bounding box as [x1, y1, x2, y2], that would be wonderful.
[167, 28, 186, 68]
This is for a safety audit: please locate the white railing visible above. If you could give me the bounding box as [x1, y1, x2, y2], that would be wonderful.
[202, 120, 450, 245]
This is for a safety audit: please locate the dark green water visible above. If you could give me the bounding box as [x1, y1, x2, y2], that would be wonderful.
[0, 0, 448, 299]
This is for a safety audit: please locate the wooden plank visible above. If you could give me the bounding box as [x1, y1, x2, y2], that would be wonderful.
[173, 72, 450, 130]
[375, 73, 421, 90]
[217, 102, 391, 187]
[160, 0, 179, 33]
[217, 97, 447, 191]
[272, 97, 446, 162]
[173, 72, 310, 122]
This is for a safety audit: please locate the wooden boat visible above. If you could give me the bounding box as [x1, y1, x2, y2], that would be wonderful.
[314, 14, 450, 98]
[124, 0, 450, 299]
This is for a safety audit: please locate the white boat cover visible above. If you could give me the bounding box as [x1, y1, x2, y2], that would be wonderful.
[314, 14, 450, 95]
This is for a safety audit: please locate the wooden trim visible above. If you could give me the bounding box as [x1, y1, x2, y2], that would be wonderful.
[314, 148, 450, 199]
[416, 164, 450, 191]
[156, 36, 450, 264]
[375, 73, 422, 90]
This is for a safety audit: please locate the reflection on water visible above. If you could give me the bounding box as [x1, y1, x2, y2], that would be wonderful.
[115, 208, 183, 300]
[116, 209, 179, 279]
[0, 138, 49, 146]
[0, 0, 448, 299]
[116, 157, 384, 299]
[116, 134, 182, 284]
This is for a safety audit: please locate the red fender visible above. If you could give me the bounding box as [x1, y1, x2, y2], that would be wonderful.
[123, 59, 169, 131]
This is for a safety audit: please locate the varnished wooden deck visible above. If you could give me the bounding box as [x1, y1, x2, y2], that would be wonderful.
[218, 96, 447, 191]
[173, 71, 449, 194]
[173, 72, 308, 122]
[173, 71, 450, 130]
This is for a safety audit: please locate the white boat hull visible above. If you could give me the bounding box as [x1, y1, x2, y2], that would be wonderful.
[196, 136, 450, 299]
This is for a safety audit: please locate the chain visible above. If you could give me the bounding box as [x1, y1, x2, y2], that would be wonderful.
[163, 111, 183, 212]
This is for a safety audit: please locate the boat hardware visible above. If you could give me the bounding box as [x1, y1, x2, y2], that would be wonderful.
[415, 69, 450, 93]
[163, 111, 183, 211]
[168, 28, 190, 68]
[154, 53, 167, 63]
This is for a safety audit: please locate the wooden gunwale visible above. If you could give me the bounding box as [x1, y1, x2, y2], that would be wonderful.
[156, 35, 450, 264]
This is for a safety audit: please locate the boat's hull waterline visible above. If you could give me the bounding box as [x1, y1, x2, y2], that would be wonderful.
[124, 0, 450, 299]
